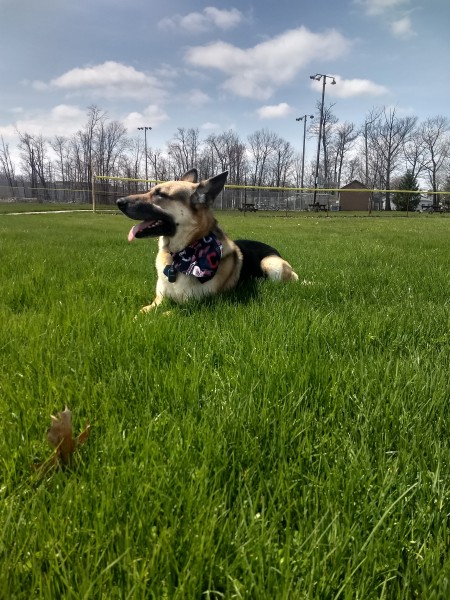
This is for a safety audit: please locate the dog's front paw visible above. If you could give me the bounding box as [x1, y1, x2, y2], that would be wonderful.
[132, 303, 157, 321]
[138, 295, 164, 315]
[140, 304, 155, 314]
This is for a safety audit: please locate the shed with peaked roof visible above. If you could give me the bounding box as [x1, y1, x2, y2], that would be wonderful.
[339, 180, 370, 211]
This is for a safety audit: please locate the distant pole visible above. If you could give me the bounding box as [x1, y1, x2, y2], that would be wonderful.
[296, 114, 314, 209]
[309, 74, 336, 206]
[365, 122, 373, 215]
[137, 126, 152, 184]
[91, 169, 96, 212]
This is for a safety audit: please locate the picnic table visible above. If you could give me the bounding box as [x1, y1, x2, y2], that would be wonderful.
[238, 203, 257, 212]
[308, 203, 327, 212]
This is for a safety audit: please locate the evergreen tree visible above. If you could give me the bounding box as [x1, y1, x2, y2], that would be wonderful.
[393, 170, 421, 211]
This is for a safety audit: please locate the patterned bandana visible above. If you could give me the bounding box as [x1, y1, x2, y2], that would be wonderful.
[165, 233, 223, 284]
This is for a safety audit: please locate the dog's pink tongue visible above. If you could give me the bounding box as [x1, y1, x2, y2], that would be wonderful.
[128, 222, 145, 242]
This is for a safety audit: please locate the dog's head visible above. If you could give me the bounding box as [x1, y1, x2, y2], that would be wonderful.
[117, 169, 228, 243]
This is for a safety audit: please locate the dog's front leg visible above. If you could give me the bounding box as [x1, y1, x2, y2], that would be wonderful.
[140, 293, 164, 313]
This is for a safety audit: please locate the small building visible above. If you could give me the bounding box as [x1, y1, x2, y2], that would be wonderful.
[339, 180, 371, 211]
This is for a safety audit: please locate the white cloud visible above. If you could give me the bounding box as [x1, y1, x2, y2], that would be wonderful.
[0, 104, 87, 140]
[122, 105, 169, 132]
[9, 107, 25, 115]
[185, 27, 352, 100]
[184, 89, 211, 106]
[159, 6, 243, 33]
[154, 64, 179, 80]
[310, 75, 388, 98]
[390, 16, 415, 38]
[356, 0, 410, 16]
[201, 122, 220, 130]
[31, 80, 49, 92]
[256, 103, 293, 119]
[355, 0, 416, 38]
[203, 7, 243, 29]
[0, 104, 171, 145]
[0, 124, 19, 140]
[34, 61, 168, 102]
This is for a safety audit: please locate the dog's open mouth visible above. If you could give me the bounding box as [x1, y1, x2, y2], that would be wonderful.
[117, 197, 176, 240]
[127, 218, 175, 241]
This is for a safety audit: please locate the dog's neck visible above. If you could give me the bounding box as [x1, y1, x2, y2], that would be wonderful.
[164, 232, 223, 284]
[161, 213, 218, 254]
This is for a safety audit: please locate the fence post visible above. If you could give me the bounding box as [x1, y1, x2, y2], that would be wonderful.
[92, 173, 96, 213]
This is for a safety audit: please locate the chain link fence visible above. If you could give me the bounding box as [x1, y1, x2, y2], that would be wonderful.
[1, 177, 448, 213]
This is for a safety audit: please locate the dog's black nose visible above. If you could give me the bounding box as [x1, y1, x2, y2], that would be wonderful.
[117, 197, 127, 208]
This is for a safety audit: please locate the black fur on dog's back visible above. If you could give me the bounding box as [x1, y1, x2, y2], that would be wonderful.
[234, 240, 281, 281]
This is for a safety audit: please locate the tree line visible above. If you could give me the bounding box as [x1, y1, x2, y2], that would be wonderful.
[1, 104, 450, 210]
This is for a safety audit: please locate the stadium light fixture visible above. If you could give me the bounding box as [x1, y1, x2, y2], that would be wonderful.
[137, 126, 152, 184]
[309, 74, 337, 206]
[295, 114, 314, 197]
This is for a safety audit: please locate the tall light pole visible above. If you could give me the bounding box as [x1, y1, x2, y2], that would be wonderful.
[309, 73, 336, 206]
[137, 126, 152, 184]
[296, 114, 314, 198]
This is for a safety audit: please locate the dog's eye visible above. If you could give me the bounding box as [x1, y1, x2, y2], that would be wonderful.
[157, 190, 169, 199]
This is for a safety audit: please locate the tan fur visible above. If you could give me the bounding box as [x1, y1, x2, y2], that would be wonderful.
[140, 234, 243, 312]
[261, 256, 299, 282]
[117, 170, 297, 312]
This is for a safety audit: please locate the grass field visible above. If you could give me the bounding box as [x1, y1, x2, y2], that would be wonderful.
[1, 209, 450, 599]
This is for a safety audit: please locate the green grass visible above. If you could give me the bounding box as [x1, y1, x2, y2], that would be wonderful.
[1, 210, 450, 599]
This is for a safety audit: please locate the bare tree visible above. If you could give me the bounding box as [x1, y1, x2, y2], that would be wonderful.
[0, 136, 17, 196]
[369, 107, 417, 210]
[352, 109, 387, 212]
[343, 156, 360, 184]
[418, 116, 450, 208]
[205, 130, 247, 183]
[402, 129, 427, 182]
[148, 148, 171, 182]
[92, 119, 128, 201]
[168, 128, 200, 177]
[6, 101, 450, 214]
[247, 129, 280, 186]
[50, 136, 72, 200]
[359, 108, 383, 187]
[204, 132, 228, 176]
[18, 132, 51, 200]
[77, 105, 107, 198]
[330, 121, 357, 188]
[310, 102, 338, 187]
[117, 138, 143, 195]
[270, 138, 295, 187]
[95, 120, 128, 176]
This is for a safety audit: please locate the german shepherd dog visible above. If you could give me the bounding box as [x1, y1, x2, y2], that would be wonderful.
[117, 169, 298, 312]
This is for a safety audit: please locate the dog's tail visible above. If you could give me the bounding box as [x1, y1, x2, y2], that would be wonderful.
[261, 256, 298, 281]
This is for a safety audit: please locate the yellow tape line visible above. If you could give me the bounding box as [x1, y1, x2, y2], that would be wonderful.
[92, 176, 449, 195]
[10, 179, 446, 196]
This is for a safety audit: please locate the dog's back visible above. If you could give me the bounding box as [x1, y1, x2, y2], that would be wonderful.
[234, 240, 280, 280]
[234, 239, 298, 283]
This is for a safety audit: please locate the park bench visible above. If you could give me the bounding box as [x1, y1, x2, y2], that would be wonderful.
[238, 203, 257, 212]
[308, 203, 327, 212]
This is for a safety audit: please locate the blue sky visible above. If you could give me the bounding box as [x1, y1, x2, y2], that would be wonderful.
[1, 0, 449, 158]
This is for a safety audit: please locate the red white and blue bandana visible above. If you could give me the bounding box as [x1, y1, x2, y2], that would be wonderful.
[165, 233, 223, 284]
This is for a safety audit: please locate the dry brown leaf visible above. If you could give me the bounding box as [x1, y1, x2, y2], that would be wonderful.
[35, 407, 90, 473]
[47, 407, 77, 463]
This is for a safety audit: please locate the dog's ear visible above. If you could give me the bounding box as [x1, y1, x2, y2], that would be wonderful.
[194, 171, 228, 205]
[180, 169, 198, 183]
